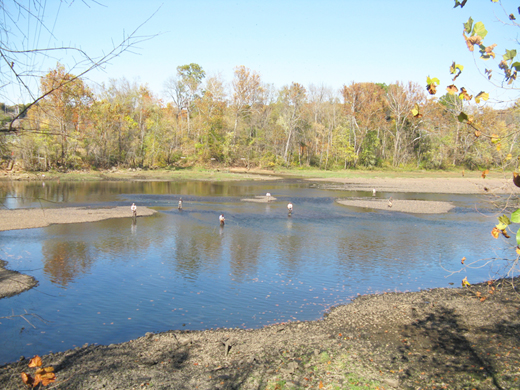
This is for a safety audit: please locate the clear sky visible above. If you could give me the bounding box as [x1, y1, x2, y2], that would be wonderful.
[5, 0, 520, 106]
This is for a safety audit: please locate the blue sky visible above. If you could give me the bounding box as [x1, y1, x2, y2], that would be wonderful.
[6, 0, 520, 105]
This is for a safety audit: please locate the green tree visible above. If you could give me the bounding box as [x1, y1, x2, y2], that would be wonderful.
[277, 83, 307, 165]
[165, 64, 206, 137]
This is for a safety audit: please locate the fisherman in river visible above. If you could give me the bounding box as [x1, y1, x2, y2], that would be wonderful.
[219, 214, 225, 225]
[287, 202, 293, 216]
[131, 203, 137, 218]
[178, 198, 183, 210]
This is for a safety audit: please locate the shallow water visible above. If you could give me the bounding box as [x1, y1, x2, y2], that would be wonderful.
[0, 179, 506, 365]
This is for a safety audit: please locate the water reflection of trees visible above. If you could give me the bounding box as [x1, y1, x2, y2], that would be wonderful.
[275, 224, 305, 276]
[0, 181, 306, 208]
[229, 230, 261, 282]
[169, 223, 224, 281]
[42, 239, 93, 286]
[333, 218, 494, 282]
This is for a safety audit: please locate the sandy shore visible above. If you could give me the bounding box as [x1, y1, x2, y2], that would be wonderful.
[0, 206, 156, 232]
[312, 176, 516, 194]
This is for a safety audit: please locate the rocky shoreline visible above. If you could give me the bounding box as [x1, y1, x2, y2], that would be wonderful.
[1, 175, 519, 389]
[0, 260, 37, 299]
[1, 278, 518, 389]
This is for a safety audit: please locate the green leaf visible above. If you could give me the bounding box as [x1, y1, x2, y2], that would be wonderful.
[458, 112, 469, 122]
[450, 62, 464, 74]
[426, 77, 440, 85]
[516, 229, 520, 246]
[473, 22, 487, 39]
[499, 215, 512, 226]
[511, 209, 520, 223]
[464, 18, 473, 34]
[512, 62, 520, 71]
[503, 49, 517, 62]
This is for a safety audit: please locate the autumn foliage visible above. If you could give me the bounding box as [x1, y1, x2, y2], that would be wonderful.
[21, 356, 56, 388]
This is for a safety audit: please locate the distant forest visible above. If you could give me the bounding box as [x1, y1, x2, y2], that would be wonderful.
[1, 63, 518, 172]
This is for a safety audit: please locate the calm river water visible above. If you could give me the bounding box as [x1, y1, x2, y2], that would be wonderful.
[0, 179, 506, 365]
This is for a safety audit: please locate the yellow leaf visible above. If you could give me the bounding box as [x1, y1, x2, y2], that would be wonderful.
[446, 84, 458, 94]
[28, 356, 42, 368]
[411, 103, 422, 118]
[496, 143, 502, 152]
[33, 374, 42, 387]
[459, 87, 472, 101]
[462, 276, 471, 287]
[35, 367, 54, 375]
[475, 91, 489, 103]
[506, 153, 512, 160]
[21, 372, 34, 387]
[516, 246, 520, 255]
[464, 32, 483, 52]
[461, 257, 466, 264]
[40, 371, 56, 386]
[491, 227, 500, 239]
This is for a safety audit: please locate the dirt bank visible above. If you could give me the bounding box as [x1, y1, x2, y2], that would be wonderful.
[0, 278, 518, 390]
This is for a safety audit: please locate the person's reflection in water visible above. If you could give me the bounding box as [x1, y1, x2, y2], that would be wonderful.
[131, 221, 137, 235]
[219, 224, 224, 235]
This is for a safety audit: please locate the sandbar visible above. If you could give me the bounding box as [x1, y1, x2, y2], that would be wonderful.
[0, 206, 156, 232]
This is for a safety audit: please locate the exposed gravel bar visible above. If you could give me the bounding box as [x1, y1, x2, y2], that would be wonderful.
[0, 206, 156, 232]
[0, 260, 37, 299]
[313, 177, 517, 194]
[337, 198, 455, 214]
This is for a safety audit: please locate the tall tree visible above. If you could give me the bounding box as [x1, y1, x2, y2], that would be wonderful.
[385, 81, 425, 166]
[29, 64, 93, 168]
[278, 83, 307, 164]
[342, 82, 387, 167]
[230, 66, 262, 143]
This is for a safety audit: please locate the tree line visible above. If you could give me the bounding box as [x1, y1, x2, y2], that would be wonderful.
[2, 62, 519, 172]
